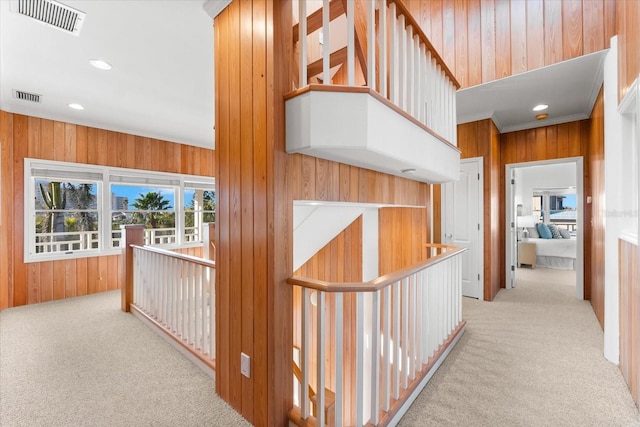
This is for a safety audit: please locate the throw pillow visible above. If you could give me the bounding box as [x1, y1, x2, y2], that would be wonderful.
[547, 223, 562, 239]
[526, 226, 540, 238]
[537, 223, 552, 239]
[559, 228, 571, 239]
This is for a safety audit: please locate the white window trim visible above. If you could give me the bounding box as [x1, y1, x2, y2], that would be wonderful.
[24, 158, 215, 263]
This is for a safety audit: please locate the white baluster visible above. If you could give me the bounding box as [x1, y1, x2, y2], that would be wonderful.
[398, 14, 406, 110]
[409, 274, 416, 380]
[370, 291, 380, 424]
[210, 265, 216, 358]
[393, 281, 400, 399]
[389, 3, 398, 104]
[356, 292, 364, 427]
[322, 0, 330, 85]
[335, 293, 343, 427]
[379, 0, 387, 98]
[367, 0, 375, 89]
[301, 288, 310, 418]
[382, 286, 391, 411]
[406, 25, 414, 115]
[402, 277, 409, 389]
[317, 291, 326, 427]
[299, 0, 307, 86]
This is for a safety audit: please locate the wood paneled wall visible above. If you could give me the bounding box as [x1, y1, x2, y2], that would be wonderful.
[214, 1, 433, 423]
[0, 110, 215, 310]
[378, 207, 428, 275]
[588, 87, 606, 328]
[619, 238, 639, 409]
[401, 0, 616, 88]
[457, 119, 501, 300]
[214, 1, 293, 424]
[499, 119, 595, 302]
[617, 0, 640, 102]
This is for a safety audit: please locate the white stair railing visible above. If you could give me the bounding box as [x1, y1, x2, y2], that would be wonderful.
[293, 0, 459, 146]
[288, 245, 466, 426]
[122, 223, 216, 371]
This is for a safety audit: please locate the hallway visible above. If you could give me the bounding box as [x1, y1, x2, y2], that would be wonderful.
[400, 268, 640, 426]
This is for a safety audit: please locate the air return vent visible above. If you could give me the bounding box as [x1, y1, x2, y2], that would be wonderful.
[15, 0, 85, 36]
[13, 89, 42, 103]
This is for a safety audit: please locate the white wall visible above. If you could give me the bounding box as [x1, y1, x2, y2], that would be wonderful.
[514, 163, 577, 216]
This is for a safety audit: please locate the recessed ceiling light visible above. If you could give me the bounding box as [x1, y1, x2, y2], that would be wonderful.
[89, 59, 112, 70]
[532, 104, 548, 111]
[401, 168, 416, 174]
[68, 103, 84, 110]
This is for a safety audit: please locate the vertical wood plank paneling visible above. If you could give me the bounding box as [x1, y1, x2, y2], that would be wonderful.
[526, 0, 544, 71]
[509, 0, 526, 76]
[494, 0, 511, 79]
[480, 0, 496, 83]
[618, 0, 640, 102]
[454, 0, 468, 88]
[39, 261, 53, 302]
[53, 260, 65, 300]
[76, 257, 87, 296]
[239, 0, 255, 418]
[562, 0, 583, 61]
[0, 111, 14, 309]
[466, 0, 482, 87]
[12, 115, 28, 307]
[582, 0, 604, 54]
[227, 0, 243, 412]
[64, 259, 77, 298]
[215, 4, 231, 404]
[405, 0, 611, 87]
[619, 239, 639, 408]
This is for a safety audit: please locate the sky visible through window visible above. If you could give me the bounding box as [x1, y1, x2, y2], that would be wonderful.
[563, 194, 577, 209]
[111, 185, 178, 208]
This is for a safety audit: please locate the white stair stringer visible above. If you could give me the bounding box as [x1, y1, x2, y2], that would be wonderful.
[293, 204, 365, 272]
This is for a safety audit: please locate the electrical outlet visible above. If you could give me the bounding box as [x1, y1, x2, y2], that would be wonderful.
[241, 352, 250, 378]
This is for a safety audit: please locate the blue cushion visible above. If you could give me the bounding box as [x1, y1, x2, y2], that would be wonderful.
[537, 223, 552, 239]
[547, 223, 562, 239]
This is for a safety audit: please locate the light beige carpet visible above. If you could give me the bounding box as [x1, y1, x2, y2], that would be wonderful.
[0, 291, 250, 427]
[399, 268, 640, 426]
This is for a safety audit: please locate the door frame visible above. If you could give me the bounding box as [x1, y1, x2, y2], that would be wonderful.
[442, 157, 484, 301]
[505, 157, 584, 300]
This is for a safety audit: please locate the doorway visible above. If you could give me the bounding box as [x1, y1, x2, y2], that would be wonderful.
[505, 158, 584, 299]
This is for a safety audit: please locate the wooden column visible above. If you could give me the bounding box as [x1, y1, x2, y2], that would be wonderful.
[214, 1, 292, 425]
[121, 224, 144, 312]
[203, 222, 216, 262]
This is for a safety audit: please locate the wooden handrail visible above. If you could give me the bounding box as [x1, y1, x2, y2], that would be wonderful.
[388, 0, 460, 88]
[288, 246, 466, 293]
[130, 244, 216, 269]
[284, 85, 461, 153]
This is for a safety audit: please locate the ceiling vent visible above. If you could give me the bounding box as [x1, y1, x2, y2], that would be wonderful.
[13, 89, 42, 103]
[15, 0, 85, 36]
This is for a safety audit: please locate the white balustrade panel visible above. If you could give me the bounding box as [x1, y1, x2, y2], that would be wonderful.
[133, 247, 216, 361]
[292, 249, 464, 426]
[292, 0, 458, 147]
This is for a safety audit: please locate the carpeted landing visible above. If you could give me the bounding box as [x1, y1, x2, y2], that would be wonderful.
[1, 268, 638, 426]
[399, 267, 640, 426]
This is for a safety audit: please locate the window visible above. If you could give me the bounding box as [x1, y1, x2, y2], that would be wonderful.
[25, 159, 215, 262]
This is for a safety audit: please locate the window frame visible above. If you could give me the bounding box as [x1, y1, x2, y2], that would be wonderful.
[24, 158, 215, 263]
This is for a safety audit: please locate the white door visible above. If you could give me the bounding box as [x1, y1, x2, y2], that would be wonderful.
[442, 158, 483, 299]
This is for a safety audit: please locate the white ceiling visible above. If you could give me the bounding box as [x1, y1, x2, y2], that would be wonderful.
[0, 0, 215, 149]
[457, 50, 608, 133]
[0, 0, 608, 152]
